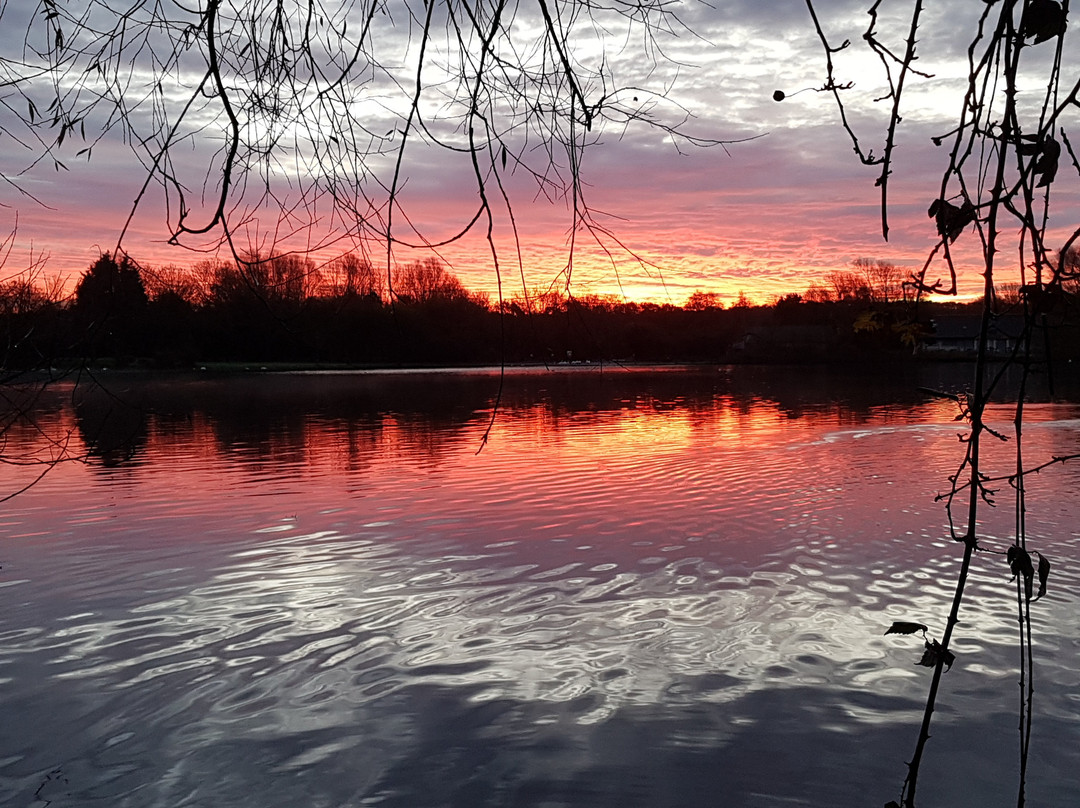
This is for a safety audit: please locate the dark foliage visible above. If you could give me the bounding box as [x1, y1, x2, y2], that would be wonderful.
[71, 253, 149, 361]
[9, 253, 1080, 370]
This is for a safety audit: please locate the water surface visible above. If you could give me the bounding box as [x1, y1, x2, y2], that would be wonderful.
[2, 366, 1079, 807]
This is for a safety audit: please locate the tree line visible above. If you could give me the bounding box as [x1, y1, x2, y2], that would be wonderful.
[3, 252, 1079, 371]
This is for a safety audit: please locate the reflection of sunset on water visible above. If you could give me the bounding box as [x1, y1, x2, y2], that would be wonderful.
[5, 369, 1078, 557]
[4, 368, 1080, 806]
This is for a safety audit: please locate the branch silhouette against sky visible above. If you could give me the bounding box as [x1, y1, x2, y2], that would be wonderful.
[6, 1, 1077, 302]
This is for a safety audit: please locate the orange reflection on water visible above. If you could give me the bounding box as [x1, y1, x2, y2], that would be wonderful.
[4, 368, 1079, 560]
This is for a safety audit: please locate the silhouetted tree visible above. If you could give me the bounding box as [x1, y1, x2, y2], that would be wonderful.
[825, 269, 868, 302]
[852, 257, 902, 304]
[325, 254, 382, 300]
[72, 253, 149, 359]
[803, 283, 833, 304]
[770, 293, 805, 324]
[0, 271, 66, 371]
[142, 264, 206, 307]
[685, 290, 725, 310]
[392, 259, 471, 305]
[265, 254, 321, 305]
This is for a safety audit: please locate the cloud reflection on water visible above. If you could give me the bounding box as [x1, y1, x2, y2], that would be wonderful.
[2, 366, 1080, 806]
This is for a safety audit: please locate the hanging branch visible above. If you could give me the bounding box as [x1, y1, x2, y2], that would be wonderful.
[807, 1, 1073, 806]
[4, 0, 742, 294]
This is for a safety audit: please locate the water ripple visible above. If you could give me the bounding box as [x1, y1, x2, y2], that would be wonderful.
[2, 384, 1079, 807]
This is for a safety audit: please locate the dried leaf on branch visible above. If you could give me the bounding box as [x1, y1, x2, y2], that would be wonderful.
[927, 198, 975, 243]
[885, 621, 928, 636]
[916, 640, 955, 672]
[1020, 0, 1066, 45]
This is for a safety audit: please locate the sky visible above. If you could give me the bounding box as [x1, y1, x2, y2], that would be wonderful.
[0, 0, 1073, 305]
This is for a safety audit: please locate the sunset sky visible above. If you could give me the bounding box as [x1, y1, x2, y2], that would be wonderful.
[1, 1, 1071, 304]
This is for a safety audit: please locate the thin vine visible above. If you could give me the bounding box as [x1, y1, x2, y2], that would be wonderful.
[801, 2, 1079, 805]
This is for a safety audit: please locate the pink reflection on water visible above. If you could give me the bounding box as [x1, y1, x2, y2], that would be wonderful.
[4, 369, 1080, 807]
[6, 370, 1078, 562]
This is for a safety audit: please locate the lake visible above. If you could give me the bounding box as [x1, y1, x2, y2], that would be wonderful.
[2, 365, 1079, 807]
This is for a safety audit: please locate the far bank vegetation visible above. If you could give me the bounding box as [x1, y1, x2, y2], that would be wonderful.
[4, 252, 1080, 369]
